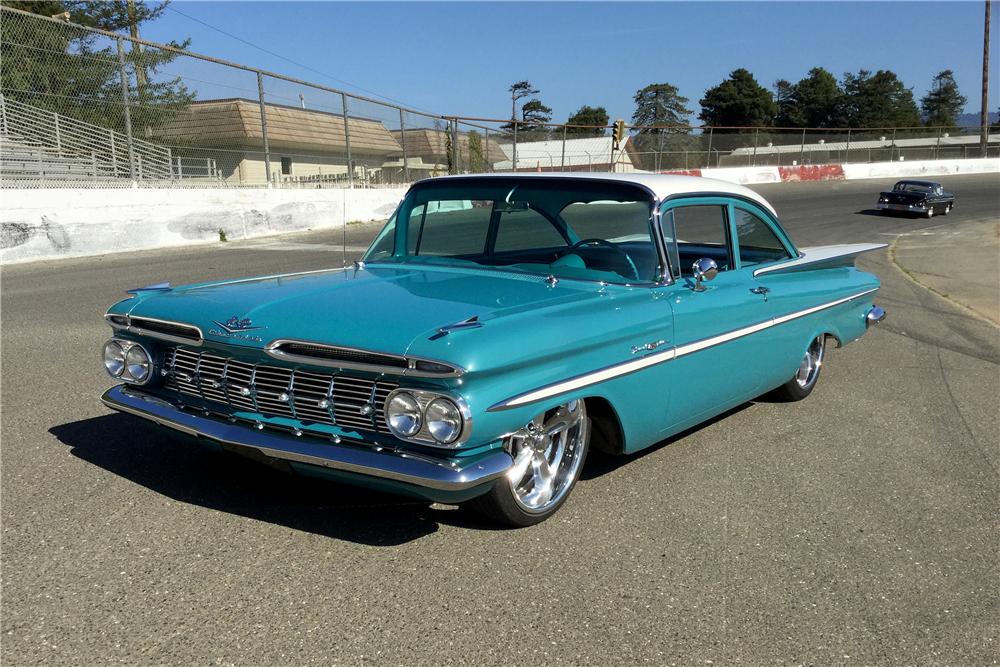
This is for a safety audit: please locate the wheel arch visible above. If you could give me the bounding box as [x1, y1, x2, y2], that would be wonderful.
[584, 396, 626, 455]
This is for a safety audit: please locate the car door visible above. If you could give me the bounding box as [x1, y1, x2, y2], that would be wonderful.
[730, 203, 804, 389]
[658, 199, 770, 431]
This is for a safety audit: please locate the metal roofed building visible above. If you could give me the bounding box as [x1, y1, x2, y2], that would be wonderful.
[155, 98, 403, 186]
[387, 128, 508, 180]
[493, 136, 639, 173]
[728, 132, 999, 166]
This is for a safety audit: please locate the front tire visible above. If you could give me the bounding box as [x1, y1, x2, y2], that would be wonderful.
[773, 335, 825, 402]
[925, 205, 935, 218]
[466, 400, 589, 527]
[944, 203, 952, 215]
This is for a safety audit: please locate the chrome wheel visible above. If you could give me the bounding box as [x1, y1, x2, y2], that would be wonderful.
[944, 203, 952, 215]
[925, 205, 934, 218]
[505, 400, 588, 512]
[794, 336, 825, 390]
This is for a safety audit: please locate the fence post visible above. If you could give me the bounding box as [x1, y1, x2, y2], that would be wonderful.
[561, 125, 567, 171]
[845, 129, 851, 165]
[109, 129, 118, 177]
[485, 128, 491, 172]
[512, 121, 518, 172]
[342, 93, 354, 188]
[54, 112, 61, 154]
[399, 108, 409, 183]
[116, 36, 137, 182]
[799, 128, 806, 165]
[452, 120, 460, 174]
[751, 128, 758, 166]
[935, 126, 942, 160]
[706, 128, 713, 168]
[890, 128, 896, 162]
[257, 71, 272, 187]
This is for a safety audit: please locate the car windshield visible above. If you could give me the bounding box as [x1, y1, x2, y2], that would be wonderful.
[363, 178, 661, 284]
[893, 182, 933, 194]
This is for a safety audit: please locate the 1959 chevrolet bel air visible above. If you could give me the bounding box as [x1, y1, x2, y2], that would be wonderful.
[101, 174, 886, 526]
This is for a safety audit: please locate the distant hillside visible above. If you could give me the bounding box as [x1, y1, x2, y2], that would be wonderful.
[956, 112, 999, 127]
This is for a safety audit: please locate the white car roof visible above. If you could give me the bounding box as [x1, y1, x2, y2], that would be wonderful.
[419, 172, 778, 217]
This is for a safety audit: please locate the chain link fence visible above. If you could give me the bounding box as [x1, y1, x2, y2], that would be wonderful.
[2, 6, 996, 189]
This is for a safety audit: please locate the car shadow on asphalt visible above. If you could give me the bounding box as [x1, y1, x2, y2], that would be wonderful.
[49, 413, 506, 544]
[580, 402, 753, 480]
[856, 209, 886, 216]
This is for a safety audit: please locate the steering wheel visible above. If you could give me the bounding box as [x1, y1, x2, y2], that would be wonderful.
[568, 238, 639, 281]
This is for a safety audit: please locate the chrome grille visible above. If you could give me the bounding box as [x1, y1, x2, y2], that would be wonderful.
[163, 347, 397, 434]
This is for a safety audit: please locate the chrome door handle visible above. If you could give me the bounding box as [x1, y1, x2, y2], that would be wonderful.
[750, 286, 771, 302]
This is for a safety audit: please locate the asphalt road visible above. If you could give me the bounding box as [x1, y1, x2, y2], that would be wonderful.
[2, 174, 997, 666]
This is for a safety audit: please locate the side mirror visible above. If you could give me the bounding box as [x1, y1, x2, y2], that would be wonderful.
[692, 258, 718, 292]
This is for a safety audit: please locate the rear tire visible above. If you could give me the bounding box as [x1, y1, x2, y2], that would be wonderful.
[465, 400, 589, 527]
[773, 335, 825, 402]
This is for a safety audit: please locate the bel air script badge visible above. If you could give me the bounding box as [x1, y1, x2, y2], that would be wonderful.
[209, 315, 267, 342]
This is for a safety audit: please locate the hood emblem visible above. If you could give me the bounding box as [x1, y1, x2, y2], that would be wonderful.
[213, 316, 267, 334]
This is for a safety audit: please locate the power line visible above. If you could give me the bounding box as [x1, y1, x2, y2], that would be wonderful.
[165, 4, 437, 115]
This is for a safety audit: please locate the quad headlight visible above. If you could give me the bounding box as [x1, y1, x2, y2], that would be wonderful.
[425, 398, 462, 444]
[384, 389, 471, 447]
[386, 392, 422, 437]
[103, 338, 155, 385]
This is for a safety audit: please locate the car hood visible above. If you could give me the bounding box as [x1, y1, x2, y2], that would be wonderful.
[118, 263, 624, 359]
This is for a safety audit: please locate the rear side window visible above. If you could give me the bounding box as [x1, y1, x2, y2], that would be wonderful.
[671, 205, 732, 274]
[733, 209, 791, 267]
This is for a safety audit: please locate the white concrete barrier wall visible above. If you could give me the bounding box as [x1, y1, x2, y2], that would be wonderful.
[1, 187, 407, 265]
[2, 158, 997, 264]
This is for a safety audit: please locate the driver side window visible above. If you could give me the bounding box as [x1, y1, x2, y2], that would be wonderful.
[671, 205, 732, 275]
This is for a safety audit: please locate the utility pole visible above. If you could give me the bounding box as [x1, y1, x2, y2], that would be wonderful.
[126, 0, 148, 107]
[982, 0, 992, 158]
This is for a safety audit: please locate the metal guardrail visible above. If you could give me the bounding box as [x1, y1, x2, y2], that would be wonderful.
[0, 94, 173, 179]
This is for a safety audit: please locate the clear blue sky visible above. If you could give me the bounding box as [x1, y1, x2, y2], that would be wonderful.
[139, 1, 999, 126]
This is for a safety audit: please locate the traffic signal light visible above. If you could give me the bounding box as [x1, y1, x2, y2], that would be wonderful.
[612, 119, 627, 150]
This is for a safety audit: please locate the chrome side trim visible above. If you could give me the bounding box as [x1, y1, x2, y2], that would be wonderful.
[264, 339, 466, 378]
[101, 385, 510, 492]
[487, 287, 879, 411]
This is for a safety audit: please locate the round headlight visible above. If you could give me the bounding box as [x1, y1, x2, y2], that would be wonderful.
[386, 392, 422, 437]
[125, 345, 151, 383]
[103, 340, 125, 378]
[425, 397, 462, 444]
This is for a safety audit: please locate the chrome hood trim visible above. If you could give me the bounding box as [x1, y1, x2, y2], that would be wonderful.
[264, 339, 466, 377]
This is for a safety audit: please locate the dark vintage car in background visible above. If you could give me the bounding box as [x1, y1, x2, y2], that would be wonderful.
[101, 174, 888, 526]
[876, 180, 954, 218]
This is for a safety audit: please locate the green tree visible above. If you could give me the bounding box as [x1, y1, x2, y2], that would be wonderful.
[840, 69, 922, 129]
[773, 78, 795, 127]
[501, 82, 551, 140]
[630, 83, 696, 170]
[0, 0, 194, 134]
[920, 70, 967, 128]
[468, 129, 485, 173]
[788, 67, 842, 128]
[698, 69, 776, 129]
[565, 105, 608, 136]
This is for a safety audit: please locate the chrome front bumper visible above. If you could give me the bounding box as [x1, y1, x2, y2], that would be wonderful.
[101, 385, 511, 495]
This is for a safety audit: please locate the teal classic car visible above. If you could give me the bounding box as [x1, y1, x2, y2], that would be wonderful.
[101, 174, 886, 526]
